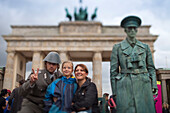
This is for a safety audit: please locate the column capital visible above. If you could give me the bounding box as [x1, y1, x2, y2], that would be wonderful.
[32, 51, 42, 53]
[6, 50, 16, 53]
[93, 51, 102, 53]
[59, 51, 67, 54]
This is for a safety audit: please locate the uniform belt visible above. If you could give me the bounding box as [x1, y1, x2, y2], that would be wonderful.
[120, 68, 148, 74]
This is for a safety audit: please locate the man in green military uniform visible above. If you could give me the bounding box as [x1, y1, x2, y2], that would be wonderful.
[110, 16, 158, 113]
[18, 52, 62, 113]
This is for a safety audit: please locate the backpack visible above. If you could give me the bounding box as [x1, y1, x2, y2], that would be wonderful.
[108, 95, 116, 109]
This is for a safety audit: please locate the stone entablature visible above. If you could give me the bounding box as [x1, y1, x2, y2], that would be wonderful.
[9, 22, 154, 36]
[59, 21, 102, 34]
[157, 69, 170, 80]
[11, 26, 60, 36]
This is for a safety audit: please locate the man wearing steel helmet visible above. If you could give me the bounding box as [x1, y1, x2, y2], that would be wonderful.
[18, 52, 62, 113]
[110, 16, 158, 113]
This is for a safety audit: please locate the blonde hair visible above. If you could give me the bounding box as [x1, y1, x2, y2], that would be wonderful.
[163, 102, 169, 109]
[62, 61, 73, 70]
[62, 61, 74, 77]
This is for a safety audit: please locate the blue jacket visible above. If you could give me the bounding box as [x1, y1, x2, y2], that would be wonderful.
[44, 76, 77, 113]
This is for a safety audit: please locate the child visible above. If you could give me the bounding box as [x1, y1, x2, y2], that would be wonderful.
[44, 61, 77, 113]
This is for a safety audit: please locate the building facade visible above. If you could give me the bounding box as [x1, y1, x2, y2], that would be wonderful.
[2, 21, 158, 97]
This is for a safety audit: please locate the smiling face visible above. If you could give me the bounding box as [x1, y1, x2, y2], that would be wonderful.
[62, 62, 73, 78]
[74, 65, 88, 81]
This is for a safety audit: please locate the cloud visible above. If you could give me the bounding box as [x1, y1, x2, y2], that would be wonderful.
[1, 0, 170, 95]
[154, 50, 170, 68]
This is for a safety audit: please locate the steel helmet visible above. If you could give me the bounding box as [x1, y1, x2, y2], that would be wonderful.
[43, 52, 61, 64]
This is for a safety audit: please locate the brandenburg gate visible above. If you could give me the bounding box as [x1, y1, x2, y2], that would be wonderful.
[2, 21, 158, 97]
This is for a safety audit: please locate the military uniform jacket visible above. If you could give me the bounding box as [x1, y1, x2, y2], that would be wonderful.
[19, 69, 62, 106]
[110, 39, 157, 113]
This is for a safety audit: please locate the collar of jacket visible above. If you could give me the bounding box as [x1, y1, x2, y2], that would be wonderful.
[61, 76, 76, 84]
[80, 77, 91, 88]
[120, 38, 145, 56]
[126, 37, 137, 46]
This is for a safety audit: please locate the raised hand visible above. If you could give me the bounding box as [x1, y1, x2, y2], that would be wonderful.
[30, 68, 39, 85]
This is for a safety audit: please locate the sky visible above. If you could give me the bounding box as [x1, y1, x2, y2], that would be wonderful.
[0, 0, 170, 95]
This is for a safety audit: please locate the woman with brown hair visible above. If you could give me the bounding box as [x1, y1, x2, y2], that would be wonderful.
[71, 64, 100, 113]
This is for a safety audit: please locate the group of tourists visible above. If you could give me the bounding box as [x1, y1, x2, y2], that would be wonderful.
[0, 15, 163, 113]
[16, 52, 99, 113]
[0, 88, 11, 113]
[0, 80, 25, 113]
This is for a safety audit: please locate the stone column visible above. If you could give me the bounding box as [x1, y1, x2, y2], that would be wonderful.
[162, 79, 168, 103]
[59, 51, 69, 71]
[93, 52, 102, 97]
[39, 52, 45, 69]
[32, 51, 41, 69]
[3, 51, 16, 90]
[59, 51, 69, 63]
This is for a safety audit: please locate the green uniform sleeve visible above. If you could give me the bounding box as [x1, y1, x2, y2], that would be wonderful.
[146, 45, 157, 89]
[110, 44, 119, 95]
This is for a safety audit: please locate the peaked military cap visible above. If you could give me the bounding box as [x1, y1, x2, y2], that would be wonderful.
[121, 16, 141, 28]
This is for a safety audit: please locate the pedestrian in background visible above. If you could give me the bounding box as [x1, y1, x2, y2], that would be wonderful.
[4, 89, 11, 113]
[108, 95, 116, 113]
[8, 79, 25, 113]
[163, 102, 170, 113]
[0, 89, 8, 113]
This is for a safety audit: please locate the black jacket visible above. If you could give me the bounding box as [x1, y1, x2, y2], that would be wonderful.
[8, 87, 23, 113]
[71, 77, 100, 113]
